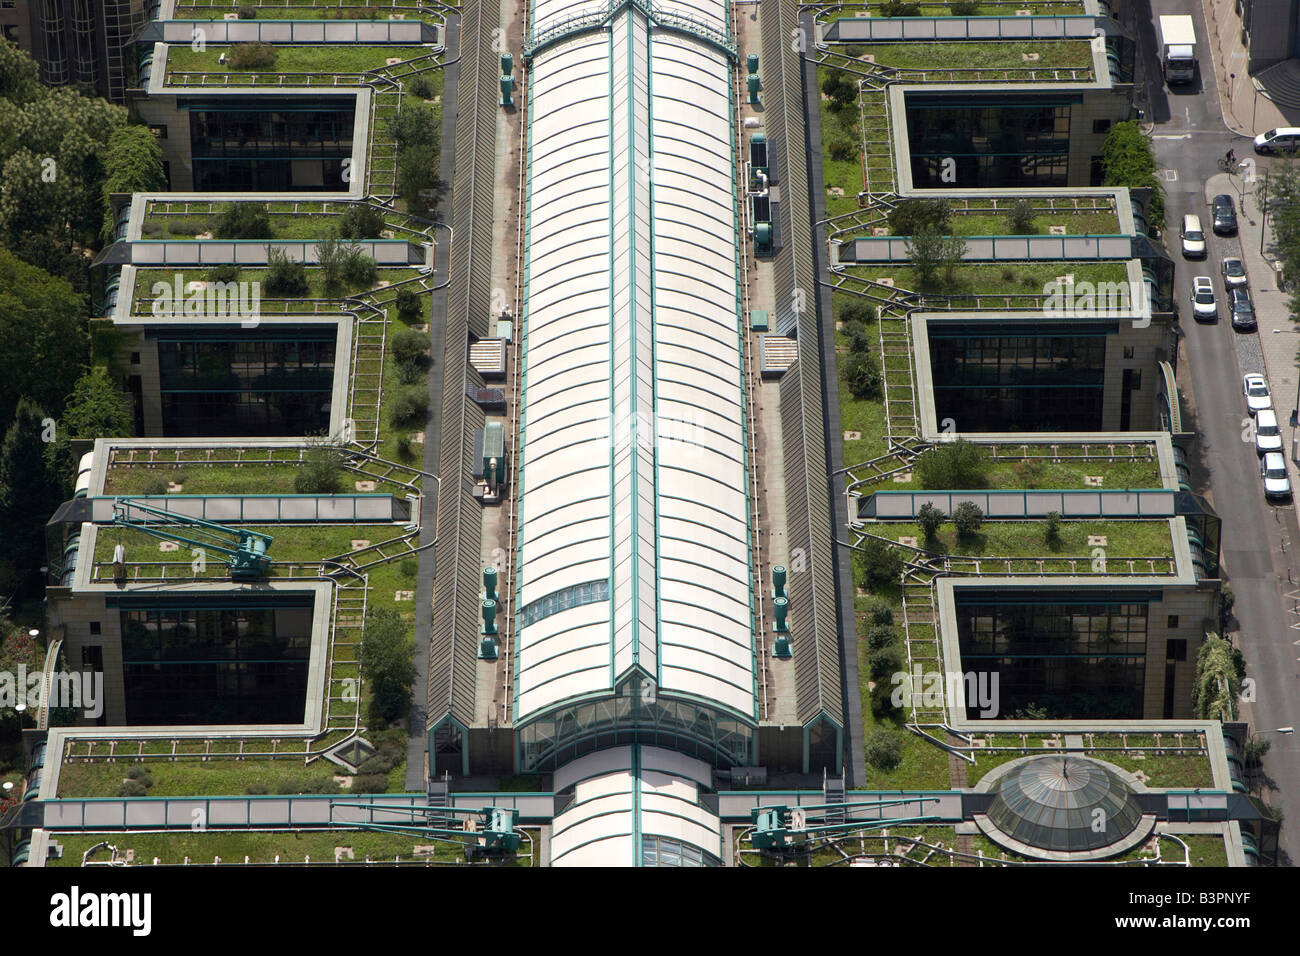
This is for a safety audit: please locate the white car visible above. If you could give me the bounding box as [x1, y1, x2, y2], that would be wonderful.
[1191, 276, 1216, 321]
[1262, 452, 1292, 501]
[1181, 214, 1207, 259]
[1256, 409, 1283, 455]
[1243, 373, 1272, 415]
[1255, 127, 1300, 154]
[1221, 257, 1247, 289]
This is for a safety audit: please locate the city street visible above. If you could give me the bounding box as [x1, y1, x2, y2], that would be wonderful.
[1144, 0, 1300, 863]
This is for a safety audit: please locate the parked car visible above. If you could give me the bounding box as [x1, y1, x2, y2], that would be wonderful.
[1256, 409, 1283, 456]
[1243, 373, 1272, 415]
[1181, 214, 1207, 258]
[1221, 256, 1247, 289]
[1255, 127, 1300, 154]
[1212, 194, 1238, 235]
[1231, 288, 1256, 331]
[1262, 452, 1292, 500]
[1191, 275, 1216, 320]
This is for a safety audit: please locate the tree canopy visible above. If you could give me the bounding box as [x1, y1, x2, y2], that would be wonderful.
[101, 126, 166, 239]
[0, 247, 88, 427]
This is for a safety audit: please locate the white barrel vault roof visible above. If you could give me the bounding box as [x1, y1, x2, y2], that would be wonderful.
[549, 746, 721, 866]
[515, 0, 755, 727]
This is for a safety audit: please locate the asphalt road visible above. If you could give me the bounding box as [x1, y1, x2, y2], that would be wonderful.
[1145, 0, 1300, 864]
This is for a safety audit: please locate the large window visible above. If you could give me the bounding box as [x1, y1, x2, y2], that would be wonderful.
[154, 329, 335, 437]
[119, 598, 313, 725]
[186, 98, 355, 191]
[906, 94, 1075, 188]
[929, 328, 1108, 432]
[956, 597, 1149, 719]
[642, 836, 721, 867]
[518, 693, 754, 772]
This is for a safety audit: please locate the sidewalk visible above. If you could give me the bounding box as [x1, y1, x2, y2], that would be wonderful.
[1206, 172, 1300, 488]
[1199, 0, 1291, 137]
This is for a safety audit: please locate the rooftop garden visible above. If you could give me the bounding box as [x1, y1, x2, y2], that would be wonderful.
[140, 197, 440, 243]
[174, 0, 448, 23]
[94, 520, 415, 585]
[56, 724, 412, 798]
[881, 453, 1161, 491]
[821, 1, 1088, 19]
[848, 40, 1093, 75]
[866, 519, 1175, 565]
[843, 261, 1128, 296]
[102, 445, 422, 496]
[739, 825, 1216, 867]
[165, 43, 432, 81]
[962, 733, 1217, 788]
[47, 828, 535, 867]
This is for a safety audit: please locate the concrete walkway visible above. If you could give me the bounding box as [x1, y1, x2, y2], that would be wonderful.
[1199, 0, 1295, 136]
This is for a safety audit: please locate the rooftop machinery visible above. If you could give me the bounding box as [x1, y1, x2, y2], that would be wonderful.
[111, 497, 274, 580]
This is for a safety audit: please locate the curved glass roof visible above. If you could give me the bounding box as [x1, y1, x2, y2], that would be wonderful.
[986, 755, 1143, 854]
[515, 0, 754, 727]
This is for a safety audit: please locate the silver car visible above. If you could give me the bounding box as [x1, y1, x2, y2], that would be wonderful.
[1221, 257, 1247, 289]
[1191, 276, 1216, 321]
[1256, 409, 1282, 456]
[1262, 452, 1292, 501]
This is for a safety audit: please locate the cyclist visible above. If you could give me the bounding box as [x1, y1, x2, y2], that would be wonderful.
[1225, 147, 1236, 167]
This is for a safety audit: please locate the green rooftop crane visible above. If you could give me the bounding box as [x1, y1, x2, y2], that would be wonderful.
[111, 497, 274, 580]
[330, 801, 522, 855]
[750, 796, 943, 852]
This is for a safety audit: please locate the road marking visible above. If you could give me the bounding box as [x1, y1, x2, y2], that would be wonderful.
[1153, 134, 1193, 140]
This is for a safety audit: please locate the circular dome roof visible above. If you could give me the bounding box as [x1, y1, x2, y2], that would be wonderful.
[985, 755, 1143, 856]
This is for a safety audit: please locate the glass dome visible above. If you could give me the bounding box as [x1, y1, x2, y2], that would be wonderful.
[986, 755, 1143, 854]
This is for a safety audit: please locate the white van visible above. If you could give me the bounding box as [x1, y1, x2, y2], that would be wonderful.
[1255, 127, 1300, 154]
[1256, 408, 1283, 456]
[1181, 214, 1206, 259]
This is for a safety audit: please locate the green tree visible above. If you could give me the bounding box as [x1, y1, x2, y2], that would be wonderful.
[387, 102, 441, 210]
[264, 248, 309, 296]
[293, 440, 345, 494]
[915, 439, 990, 489]
[855, 538, 904, 589]
[394, 286, 423, 322]
[360, 607, 415, 723]
[0, 248, 89, 427]
[1044, 510, 1062, 547]
[0, 38, 41, 105]
[1006, 198, 1036, 235]
[842, 349, 882, 399]
[952, 501, 984, 537]
[906, 226, 965, 292]
[888, 198, 951, 236]
[230, 42, 277, 70]
[100, 126, 166, 239]
[60, 366, 132, 438]
[838, 298, 876, 327]
[917, 502, 944, 540]
[864, 727, 903, 769]
[1101, 120, 1165, 229]
[336, 204, 387, 241]
[867, 600, 893, 625]
[0, 400, 62, 592]
[1192, 633, 1241, 721]
[865, 622, 897, 650]
[214, 203, 273, 240]
[0, 87, 127, 279]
